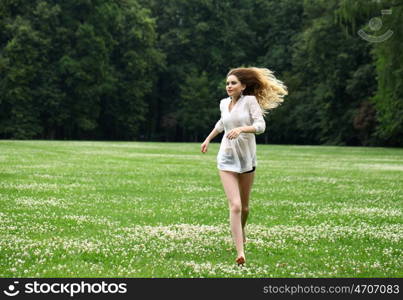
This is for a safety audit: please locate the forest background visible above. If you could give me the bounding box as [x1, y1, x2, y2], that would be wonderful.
[1, 0, 402, 147]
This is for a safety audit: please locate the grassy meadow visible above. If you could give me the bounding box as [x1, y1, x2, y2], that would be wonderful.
[0, 140, 402, 277]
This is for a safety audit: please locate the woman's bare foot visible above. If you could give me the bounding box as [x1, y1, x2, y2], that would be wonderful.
[236, 255, 246, 266]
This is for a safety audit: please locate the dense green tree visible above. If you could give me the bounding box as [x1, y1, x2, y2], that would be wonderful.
[0, 0, 401, 146]
[272, 0, 376, 145]
[177, 68, 219, 142]
[0, 0, 163, 139]
[337, 0, 403, 146]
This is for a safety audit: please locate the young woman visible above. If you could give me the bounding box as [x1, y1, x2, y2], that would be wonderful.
[201, 67, 287, 265]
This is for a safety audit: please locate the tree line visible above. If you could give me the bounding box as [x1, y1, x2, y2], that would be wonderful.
[0, 0, 401, 146]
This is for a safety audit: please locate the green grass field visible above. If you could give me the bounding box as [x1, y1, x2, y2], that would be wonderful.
[0, 140, 402, 277]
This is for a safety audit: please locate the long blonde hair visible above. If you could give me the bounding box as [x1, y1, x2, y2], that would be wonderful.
[227, 67, 288, 116]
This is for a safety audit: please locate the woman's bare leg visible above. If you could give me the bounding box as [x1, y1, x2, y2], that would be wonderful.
[238, 171, 255, 244]
[219, 170, 244, 259]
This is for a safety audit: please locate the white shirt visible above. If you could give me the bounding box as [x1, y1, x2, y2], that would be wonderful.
[214, 95, 266, 173]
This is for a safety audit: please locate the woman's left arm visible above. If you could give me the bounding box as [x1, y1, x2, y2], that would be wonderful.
[227, 96, 266, 139]
[239, 125, 258, 134]
[244, 96, 265, 135]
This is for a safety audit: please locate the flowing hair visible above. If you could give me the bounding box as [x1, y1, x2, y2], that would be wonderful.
[227, 67, 288, 116]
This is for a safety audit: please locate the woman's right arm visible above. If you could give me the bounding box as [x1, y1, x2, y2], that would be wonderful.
[201, 126, 223, 153]
[205, 127, 222, 143]
[201, 103, 224, 152]
[201, 114, 224, 153]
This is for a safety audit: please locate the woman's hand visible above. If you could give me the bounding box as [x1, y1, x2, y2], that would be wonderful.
[226, 127, 243, 140]
[201, 140, 210, 153]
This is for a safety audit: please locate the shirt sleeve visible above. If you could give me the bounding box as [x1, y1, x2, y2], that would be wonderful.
[214, 100, 224, 133]
[248, 96, 266, 135]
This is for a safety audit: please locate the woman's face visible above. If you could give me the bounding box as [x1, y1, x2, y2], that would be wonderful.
[226, 75, 245, 98]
